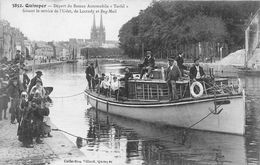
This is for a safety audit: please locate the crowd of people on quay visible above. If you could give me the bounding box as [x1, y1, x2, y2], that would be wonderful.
[0, 50, 52, 148]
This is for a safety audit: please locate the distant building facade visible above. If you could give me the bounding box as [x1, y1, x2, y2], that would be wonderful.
[0, 20, 26, 61]
[90, 14, 106, 47]
[54, 41, 69, 60]
[35, 43, 54, 58]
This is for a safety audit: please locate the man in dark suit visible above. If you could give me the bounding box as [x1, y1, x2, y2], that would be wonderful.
[176, 52, 184, 69]
[166, 57, 182, 100]
[85, 63, 95, 90]
[176, 52, 186, 76]
[122, 67, 133, 98]
[189, 58, 206, 81]
[140, 51, 155, 79]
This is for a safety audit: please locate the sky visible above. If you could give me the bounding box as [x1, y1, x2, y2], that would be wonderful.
[0, 0, 152, 41]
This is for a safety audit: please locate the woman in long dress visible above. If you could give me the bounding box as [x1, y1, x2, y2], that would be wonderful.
[17, 92, 34, 148]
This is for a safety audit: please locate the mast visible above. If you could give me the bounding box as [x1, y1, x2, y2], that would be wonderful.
[0, 0, 2, 20]
[244, 8, 260, 68]
[245, 27, 249, 68]
[33, 43, 37, 77]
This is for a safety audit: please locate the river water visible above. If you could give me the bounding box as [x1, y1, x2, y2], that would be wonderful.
[35, 61, 260, 165]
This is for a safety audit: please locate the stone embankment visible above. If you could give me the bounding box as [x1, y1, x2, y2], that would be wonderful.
[25, 60, 66, 70]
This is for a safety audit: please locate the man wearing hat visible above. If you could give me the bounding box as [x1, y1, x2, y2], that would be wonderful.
[28, 71, 43, 93]
[13, 50, 21, 64]
[0, 78, 9, 120]
[85, 63, 95, 90]
[189, 58, 205, 81]
[140, 51, 155, 79]
[176, 52, 187, 76]
[123, 67, 133, 98]
[165, 56, 182, 101]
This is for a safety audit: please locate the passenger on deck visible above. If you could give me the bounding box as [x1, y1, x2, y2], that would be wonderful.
[120, 67, 133, 98]
[110, 76, 120, 98]
[100, 73, 105, 81]
[140, 51, 155, 79]
[93, 74, 99, 89]
[100, 76, 110, 96]
[166, 56, 182, 101]
[93, 73, 106, 93]
[189, 58, 206, 81]
[176, 52, 187, 76]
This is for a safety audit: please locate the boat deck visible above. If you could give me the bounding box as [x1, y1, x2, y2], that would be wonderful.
[85, 89, 242, 105]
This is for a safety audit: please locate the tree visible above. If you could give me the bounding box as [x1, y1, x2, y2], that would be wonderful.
[118, 1, 260, 58]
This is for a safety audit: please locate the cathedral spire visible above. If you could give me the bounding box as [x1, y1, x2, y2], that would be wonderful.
[90, 13, 105, 46]
[92, 14, 96, 30]
[100, 14, 104, 30]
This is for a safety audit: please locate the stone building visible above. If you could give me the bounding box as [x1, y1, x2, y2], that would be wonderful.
[0, 20, 26, 61]
[54, 41, 70, 60]
[34, 42, 54, 59]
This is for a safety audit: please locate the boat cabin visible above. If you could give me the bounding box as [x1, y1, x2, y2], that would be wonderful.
[126, 68, 241, 102]
[92, 67, 241, 102]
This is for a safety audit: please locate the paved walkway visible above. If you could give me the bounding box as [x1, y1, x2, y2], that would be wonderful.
[0, 113, 85, 165]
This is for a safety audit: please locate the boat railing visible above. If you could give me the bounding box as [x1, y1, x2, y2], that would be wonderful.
[126, 77, 241, 101]
[90, 72, 242, 102]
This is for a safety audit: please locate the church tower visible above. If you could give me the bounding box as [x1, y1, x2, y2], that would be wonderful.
[90, 14, 106, 46]
[90, 14, 98, 42]
[99, 14, 106, 45]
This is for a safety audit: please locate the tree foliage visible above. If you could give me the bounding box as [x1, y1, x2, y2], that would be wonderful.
[118, 1, 260, 58]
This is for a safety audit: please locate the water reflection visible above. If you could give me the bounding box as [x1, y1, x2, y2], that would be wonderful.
[34, 62, 260, 165]
[80, 108, 246, 165]
[243, 76, 260, 165]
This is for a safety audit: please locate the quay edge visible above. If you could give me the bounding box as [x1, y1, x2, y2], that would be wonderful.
[0, 113, 85, 165]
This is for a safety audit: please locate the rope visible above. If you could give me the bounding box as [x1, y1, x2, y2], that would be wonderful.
[187, 111, 213, 129]
[52, 128, 92, 139]
[52, 128, 145, 143]
[51, 92, 84, 99]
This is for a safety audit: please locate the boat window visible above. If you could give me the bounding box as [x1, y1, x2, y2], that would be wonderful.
[128, 81, 169, 101]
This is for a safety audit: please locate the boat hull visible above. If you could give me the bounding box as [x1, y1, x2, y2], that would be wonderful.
[84, 91, 245, 135]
